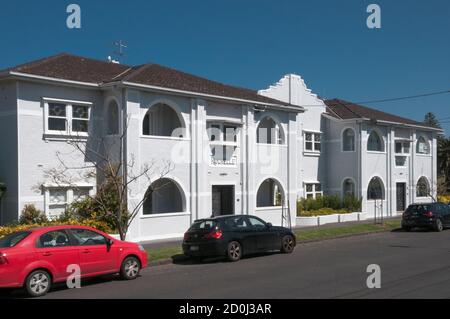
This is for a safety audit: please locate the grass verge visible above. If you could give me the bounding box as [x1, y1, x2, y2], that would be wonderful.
[294, 219, 401, 242]
[145, 219, 402, 263]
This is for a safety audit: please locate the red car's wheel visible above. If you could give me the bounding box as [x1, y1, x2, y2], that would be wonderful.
[25, 269, 52, 298]
[120, 256, 141, 280]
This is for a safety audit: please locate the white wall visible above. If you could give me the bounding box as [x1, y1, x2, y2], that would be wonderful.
[16, 81, 101, 216]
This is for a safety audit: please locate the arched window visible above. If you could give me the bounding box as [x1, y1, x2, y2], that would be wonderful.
[416, 136, 430, 154]
[143, 178, 185, 215]
[367, 131, 384, 152]
[367, 177, 385, 200]
[142, 103, 184, 137]
[256, 178, 284, 207]
[343, 178, 355, 197]
[342, 128, 355, 151]
[257, 117, 285, 144]
[106, 100, 119, 135]
[416, 177, 430, 197]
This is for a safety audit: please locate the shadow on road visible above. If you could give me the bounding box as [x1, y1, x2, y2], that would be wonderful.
[0, 274, 143, 299]
[171, 251, 281, 266]
[391, 227, 436, 233]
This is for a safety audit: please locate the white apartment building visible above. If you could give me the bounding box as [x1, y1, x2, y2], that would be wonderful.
[0, 54, 441, 241]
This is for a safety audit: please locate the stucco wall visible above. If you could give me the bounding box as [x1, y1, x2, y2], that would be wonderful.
[16, 81, 102, 216]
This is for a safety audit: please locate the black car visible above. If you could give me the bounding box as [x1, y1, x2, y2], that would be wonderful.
[401, 202, 450, 232]
[182, 215, 296, 262]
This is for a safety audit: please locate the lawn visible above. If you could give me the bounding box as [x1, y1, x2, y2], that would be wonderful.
[145, 219, 402, 263]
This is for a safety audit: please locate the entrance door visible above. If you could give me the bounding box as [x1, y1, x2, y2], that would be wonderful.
[212, 185, 235, 216]
[396, 183, 406, 212]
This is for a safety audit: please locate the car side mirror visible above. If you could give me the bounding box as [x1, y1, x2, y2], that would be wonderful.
[106, 238, 114, 249]
[267, 223, 273, 228]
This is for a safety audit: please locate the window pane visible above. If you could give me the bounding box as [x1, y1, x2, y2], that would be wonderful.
[49, 189, 67, 204]
[315, 184, 322, 192]
[208, 125, 221, 141]
[72, 105, 89, 119]
[48, 118, 66, 131]
[314, 134, 321, 142]
[248, 217, 266, 229]
[72, 119, 88, 132]
[403, 143, 410, 153]
[306, 184, 313, 192]
[224, 126, 237, 142]
[314, 142, 321, 151]
[305, 142, 313, 150]
[305, 133, 312, 141]
[70, 229, 106, 246]
[74, 188, 90, 201]
[395, 142, 402, 154]
[39, 230, 70, 248]
[49, 103, 66, 117]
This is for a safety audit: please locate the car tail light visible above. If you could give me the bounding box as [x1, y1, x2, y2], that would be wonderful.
[424, 211, 434, 218]
[0, 253, 8, 265]
[183, 233, 190, 241]
[204, 229, 223, 239]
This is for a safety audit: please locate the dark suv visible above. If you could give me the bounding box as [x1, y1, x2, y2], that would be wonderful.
[401, 202, 450, 232]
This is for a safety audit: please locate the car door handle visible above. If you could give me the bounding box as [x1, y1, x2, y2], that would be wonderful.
[81, 249, 91, 254]
[42, 252, 53, 256]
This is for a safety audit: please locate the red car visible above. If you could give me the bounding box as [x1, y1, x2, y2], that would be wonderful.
[0, 225, 148, 297]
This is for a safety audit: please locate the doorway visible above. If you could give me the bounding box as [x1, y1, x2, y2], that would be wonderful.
[212, 185, 235, 216]
[396, 183, 406, 212]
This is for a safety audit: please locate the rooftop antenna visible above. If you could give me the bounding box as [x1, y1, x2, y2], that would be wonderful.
[110, 40, 127, 64]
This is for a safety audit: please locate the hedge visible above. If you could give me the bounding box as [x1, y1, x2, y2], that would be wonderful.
[0, 219, 114, 238]
[438, 195, 450, 204]
[299, 208, 350, 217]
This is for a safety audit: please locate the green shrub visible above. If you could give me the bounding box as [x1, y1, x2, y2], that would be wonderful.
[0, 219, 114, 238]
[343, 194, 362, 212]
[19, 204, 48, 224]
[299, 208, 349, 217]
[322, 194, 341, 210]
[297, 194, 362, 216]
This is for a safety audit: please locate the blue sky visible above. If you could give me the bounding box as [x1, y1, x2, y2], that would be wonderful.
[1, 0, 449, 134]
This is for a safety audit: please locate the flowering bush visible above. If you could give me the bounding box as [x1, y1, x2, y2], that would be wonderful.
[297, 194, 362, 216]
[0, 219, 113, 238]
[438, 194, 450, 204]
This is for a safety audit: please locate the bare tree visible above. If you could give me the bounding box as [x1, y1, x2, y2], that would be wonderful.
[43, 119, 173, 240]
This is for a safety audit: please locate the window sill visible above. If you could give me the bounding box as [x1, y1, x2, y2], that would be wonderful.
[140, 135, 189, 141]
[303, 151, 321, 157]
[367, 151, 386, 154]
[255, 206, 283, 211]
[140, 212, 190, 219]
[43, 134, 88, 142]
[416, 153, 432, 157]
[256, 143, 287, 147]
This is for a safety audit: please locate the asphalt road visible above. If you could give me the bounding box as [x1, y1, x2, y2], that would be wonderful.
[7, 228, 450, 299]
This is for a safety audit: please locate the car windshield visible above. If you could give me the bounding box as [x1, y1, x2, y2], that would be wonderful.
[189, 220, 216, 231]
[407, 205, 432, 214]
[0, 231, 31, 248]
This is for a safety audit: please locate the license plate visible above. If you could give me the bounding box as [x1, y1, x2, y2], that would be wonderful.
[190, 246, 199, 251]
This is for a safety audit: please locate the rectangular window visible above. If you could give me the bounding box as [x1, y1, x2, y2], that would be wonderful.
[305, 183, 323, 199]
[44, 100, 91, 136]
[48, 189, 68, 219]
[395, 141, 411, 155]
[304, 132, 321, 153]
[46, 187, 92, 219]
[208, 123, 239, 166]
